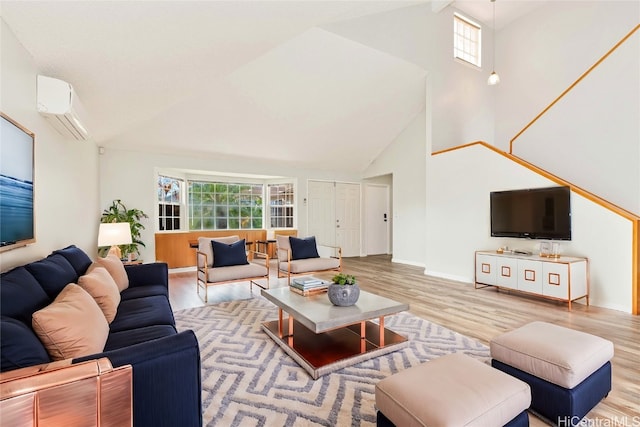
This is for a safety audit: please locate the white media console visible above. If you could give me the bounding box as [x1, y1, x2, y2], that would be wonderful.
[475, 251, 589, 310]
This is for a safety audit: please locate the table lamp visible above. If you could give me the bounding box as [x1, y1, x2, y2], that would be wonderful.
[98, 222, 132, 259]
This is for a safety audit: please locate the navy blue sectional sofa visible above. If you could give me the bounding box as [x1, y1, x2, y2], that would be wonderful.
[0, 245, 202, 426]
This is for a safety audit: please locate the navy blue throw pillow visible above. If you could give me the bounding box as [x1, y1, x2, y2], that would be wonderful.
[289, 236, 320, 260]
[211, 239, 249, 268]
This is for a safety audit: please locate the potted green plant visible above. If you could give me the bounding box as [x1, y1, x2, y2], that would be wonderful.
[99, 199, 149, 260]
[328, 273, 360, 306]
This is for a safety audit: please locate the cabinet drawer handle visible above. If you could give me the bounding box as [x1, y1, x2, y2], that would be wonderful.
[548, 273, 561, 286]
[524, 270, 536, 281]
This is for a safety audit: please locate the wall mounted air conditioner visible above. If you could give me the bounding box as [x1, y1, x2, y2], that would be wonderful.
[37, 75, 89, 141]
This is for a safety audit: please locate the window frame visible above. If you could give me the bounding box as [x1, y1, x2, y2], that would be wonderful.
[155, 172, 297, 233]
[453, 12, 482, 69]
[188, 179, 264, 231]
[267, 182, 295, 229]
[157, 175, 184, 232]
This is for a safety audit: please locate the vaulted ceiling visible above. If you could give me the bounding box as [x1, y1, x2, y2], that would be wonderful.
[1, 1, 545, 171]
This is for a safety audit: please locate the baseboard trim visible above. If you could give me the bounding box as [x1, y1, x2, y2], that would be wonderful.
[391, 258, 425, 268]
[423, 269, 471, 284]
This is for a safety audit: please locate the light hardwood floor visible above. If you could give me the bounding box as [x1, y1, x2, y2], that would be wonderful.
[169, 255, 640, 426]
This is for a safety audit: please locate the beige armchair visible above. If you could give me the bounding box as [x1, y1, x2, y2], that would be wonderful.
[276, 235, 341, 284]
[196, 235, 269, 302]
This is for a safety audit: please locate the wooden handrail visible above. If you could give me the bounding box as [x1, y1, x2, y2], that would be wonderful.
[509, 24, 640, 154]
[432, 141, 639, 314]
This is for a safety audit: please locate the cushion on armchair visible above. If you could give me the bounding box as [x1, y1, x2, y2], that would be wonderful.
[205, 263, 268, 282]
[289, 236, 320, 260]
[288, 257, 340, 273]
[211, 239, 249, 267]
[198, 235, 239, 267]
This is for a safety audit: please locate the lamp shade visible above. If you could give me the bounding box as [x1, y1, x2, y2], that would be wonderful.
[98, 223, 132, 247]
[488, 71, 501, 85]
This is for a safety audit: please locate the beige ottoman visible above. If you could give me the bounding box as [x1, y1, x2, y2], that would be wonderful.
[375, 353, 531, 427]
[490, 322, 613, 426]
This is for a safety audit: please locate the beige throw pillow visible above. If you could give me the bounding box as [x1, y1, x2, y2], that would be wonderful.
[90, 253, 129, 292]
[32, 284, 109, 361]
[78, 266, 121, 323]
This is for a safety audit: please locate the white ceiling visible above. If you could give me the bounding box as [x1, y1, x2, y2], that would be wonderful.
[1, 0, 545, 171]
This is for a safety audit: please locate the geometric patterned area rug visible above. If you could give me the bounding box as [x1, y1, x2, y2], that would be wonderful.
[174, 296, 489, 427]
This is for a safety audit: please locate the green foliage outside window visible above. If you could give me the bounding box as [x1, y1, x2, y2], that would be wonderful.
[189, 180, 263, 230]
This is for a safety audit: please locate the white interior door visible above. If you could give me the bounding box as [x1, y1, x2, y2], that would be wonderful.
[365, 184, 389, 255]
[307, 180, 335, 247]
[335, 183, 361, 257]
[307, 180, 360, 257]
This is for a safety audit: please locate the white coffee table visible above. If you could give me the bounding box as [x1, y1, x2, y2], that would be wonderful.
[261, 287, 409, 379]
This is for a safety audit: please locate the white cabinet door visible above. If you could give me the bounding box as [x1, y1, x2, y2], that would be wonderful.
[476, 254, 496, 285]
[496, 257, 518, 290]
[542, 262, 569, 299]
[517, 260, 542, 294]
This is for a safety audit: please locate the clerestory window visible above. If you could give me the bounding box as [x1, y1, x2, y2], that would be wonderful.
[454, 13, 482, 68]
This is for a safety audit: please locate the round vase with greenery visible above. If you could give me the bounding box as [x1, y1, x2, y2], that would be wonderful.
[328, 273, 360, 306]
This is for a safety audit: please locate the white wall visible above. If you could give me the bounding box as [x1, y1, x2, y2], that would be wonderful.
[328, 2, 497, 266]
[99, 148, 361, 263]
[495, 1, 639, 214]
[323, 3, 495, 151]
[0, 19, 99, 272]
[310, 2, 638, 306]
[426, 144, 633, 313]
[364, 110, 426, 266]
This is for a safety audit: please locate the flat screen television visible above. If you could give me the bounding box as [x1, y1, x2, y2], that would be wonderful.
[1, 113, 36, 252]
[490, 185, 571, 240]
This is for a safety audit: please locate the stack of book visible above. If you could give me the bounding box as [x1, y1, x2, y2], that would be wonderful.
[289, 277, 329, 296]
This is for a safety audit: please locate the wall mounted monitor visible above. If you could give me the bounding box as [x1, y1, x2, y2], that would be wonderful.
[490, 185, 571, 240]
[1, 113, 35, 252]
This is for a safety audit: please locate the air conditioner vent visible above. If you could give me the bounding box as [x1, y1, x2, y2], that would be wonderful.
[37, 75, 89, 141]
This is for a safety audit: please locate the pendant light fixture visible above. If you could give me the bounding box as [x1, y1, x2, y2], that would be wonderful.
[488, 0, 500, 85]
